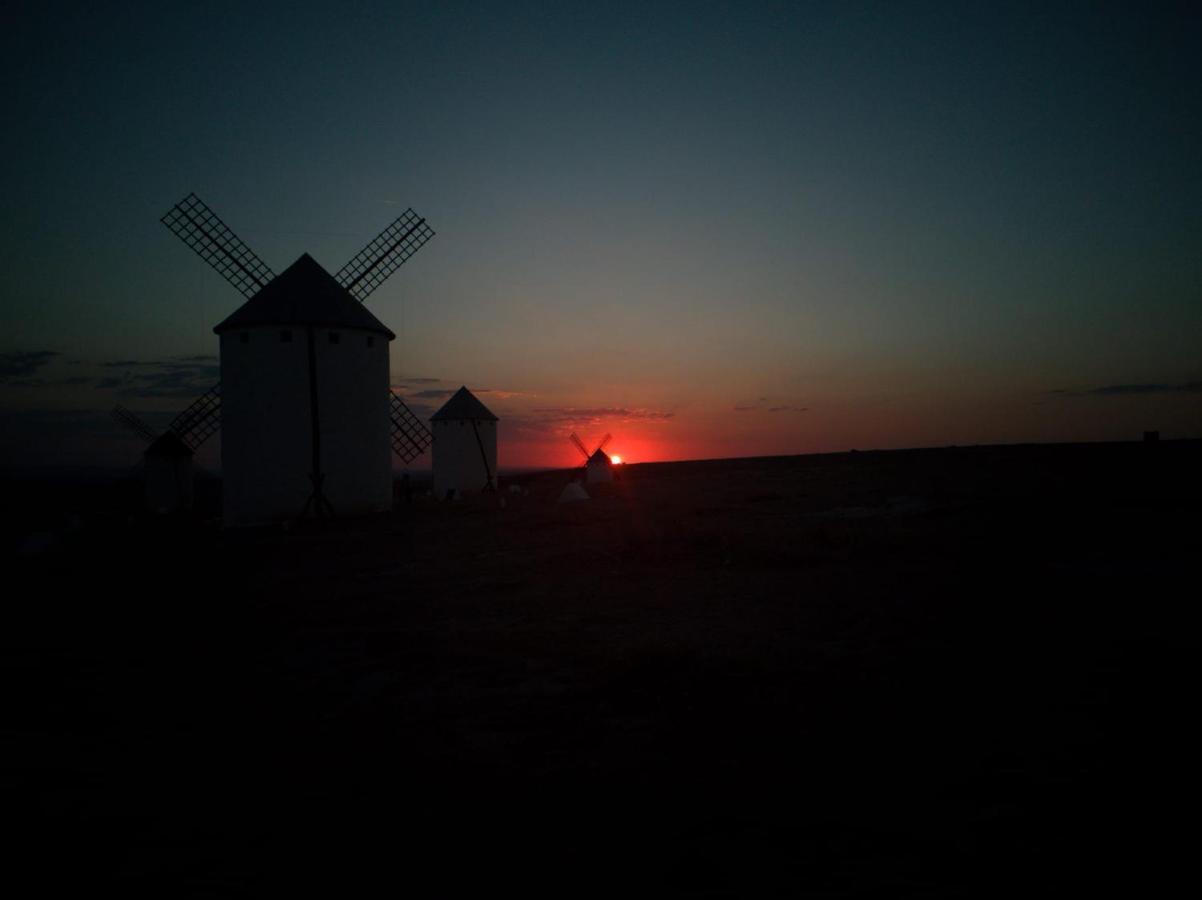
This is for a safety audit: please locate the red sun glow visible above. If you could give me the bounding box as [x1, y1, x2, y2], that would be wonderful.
[610, 455, 623, 464]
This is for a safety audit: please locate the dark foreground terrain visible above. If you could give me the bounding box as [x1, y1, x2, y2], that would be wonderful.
[4, 441, 1200, 896]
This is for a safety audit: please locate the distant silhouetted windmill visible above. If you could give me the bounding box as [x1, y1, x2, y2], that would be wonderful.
[156, 193, 435, 524]
[569, 432, 613, 484]
[111, 405, 203, 513]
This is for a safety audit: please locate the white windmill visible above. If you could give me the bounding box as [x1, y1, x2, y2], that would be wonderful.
[154, 193, 435, 525]
[430, 386, 498, 498]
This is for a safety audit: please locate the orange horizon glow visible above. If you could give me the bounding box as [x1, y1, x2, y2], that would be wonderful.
[383, 383, 1202, 476]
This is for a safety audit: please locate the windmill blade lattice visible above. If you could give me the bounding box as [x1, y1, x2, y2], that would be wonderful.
[161, 193, 275, 298]
[596, 434, 612, 454]
[169, 383, 222, 450]
[336, 209, 435, 302]
[111, 405, 157, 444]
[569, 433, 590, 462]
[390, 392, 432, 463]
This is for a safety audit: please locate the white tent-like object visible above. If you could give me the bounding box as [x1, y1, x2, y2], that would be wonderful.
[558, 482, 590, 502]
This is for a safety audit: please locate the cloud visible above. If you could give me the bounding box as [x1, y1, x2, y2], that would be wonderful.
[0, 350, 59, 381]
[389, 390, 437, 419]
[1051, 381, 1202, 397]
[408, 388, 456, 399]
[475, 389, 535, 399]
[6, 375, 93, 388]
[529, 407, 675, 425]
[392, 382, 533, 402]
[733, 400, 808, 413]
[400, 402, 437, 419]
[93, 358, 219, 398]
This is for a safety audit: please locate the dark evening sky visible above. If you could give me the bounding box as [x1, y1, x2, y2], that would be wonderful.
[2, 1, 1199, 468]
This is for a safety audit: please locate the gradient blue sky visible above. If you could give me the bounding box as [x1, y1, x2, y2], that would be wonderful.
[2, 1, 1199, 468]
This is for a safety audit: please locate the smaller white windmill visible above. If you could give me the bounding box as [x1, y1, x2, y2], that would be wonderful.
[569, 432, 613, 484]
[431, 387, 498, 498]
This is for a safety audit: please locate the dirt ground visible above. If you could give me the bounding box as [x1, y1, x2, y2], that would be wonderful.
[5, 441, 1200, 895]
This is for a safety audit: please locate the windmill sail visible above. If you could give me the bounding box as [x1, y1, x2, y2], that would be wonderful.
[111, 405, 157, 444]
[335, 208, 435, 302]
[168, 383, 222, 450]
[390, 392, 432, 463]
[569, 433, 590, 462]
[161, 193, 275, 298]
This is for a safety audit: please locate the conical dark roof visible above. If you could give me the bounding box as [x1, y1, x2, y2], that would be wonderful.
[588, 448, 611, 465]
[213, 253, 395, 338]
[430, 386, 498, 422]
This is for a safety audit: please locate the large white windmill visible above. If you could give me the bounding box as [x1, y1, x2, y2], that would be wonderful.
[154, 193, 435, 525]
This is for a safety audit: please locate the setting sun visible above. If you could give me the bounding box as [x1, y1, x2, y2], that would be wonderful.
[610, 455, 623, 464]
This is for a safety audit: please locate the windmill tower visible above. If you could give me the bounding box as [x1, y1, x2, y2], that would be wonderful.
[569, 433, 613, 484]
[431, 386, 498, 498]
[143, 432, 195, 513]
[159, 194, 434, 525]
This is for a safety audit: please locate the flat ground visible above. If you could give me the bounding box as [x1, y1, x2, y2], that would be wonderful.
[4, 441, 1200, 896]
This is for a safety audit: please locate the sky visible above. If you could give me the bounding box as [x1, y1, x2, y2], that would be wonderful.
[2, 0, 1199, 470]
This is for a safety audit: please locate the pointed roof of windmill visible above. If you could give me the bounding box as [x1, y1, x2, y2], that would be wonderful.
[213, 253, 395, 338]
[145, 431, 193, 459]
[431, 386, 499, 422]
[587, 448, 611, 466]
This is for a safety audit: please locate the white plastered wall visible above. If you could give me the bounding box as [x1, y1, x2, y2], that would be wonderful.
[431, 418, 497, 497]
[144, 456, 193, 512]
[220, 325, 392, 524]
[586, 458, 612, 484]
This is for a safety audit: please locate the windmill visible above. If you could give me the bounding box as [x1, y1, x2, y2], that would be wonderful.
[157, 193, 435, 524]
[110, 404, 205, 512]
[430, 387, 499, 498]
[569, 432, 614, 484]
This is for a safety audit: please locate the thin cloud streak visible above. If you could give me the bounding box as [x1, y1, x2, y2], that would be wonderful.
[531, 407, 675, 425]
[0, 350, 59, 381]
[92, 358, 219, 398]
[734, 399, 808, 413]
[1051, 381, 1202, 397]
